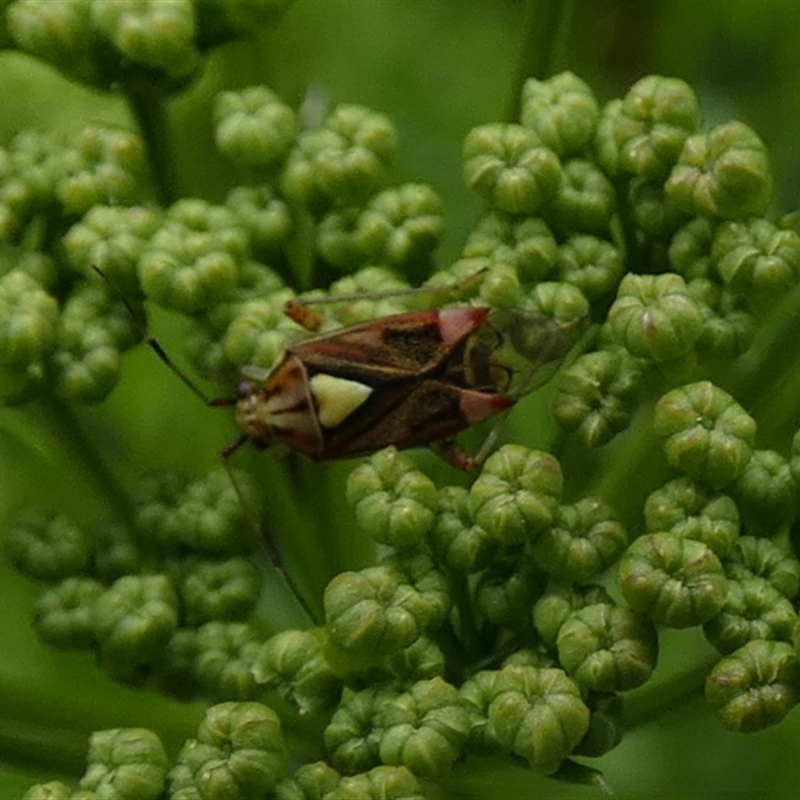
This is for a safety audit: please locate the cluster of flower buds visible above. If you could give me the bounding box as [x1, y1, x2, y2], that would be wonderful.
[5, 7, 800, 793]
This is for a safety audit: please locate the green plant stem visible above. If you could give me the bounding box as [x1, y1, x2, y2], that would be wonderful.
[508, 0, 576, 120]
[123, 85, 178, 206]
[27, 395, 135, 524]
[449, 570, 480, 665]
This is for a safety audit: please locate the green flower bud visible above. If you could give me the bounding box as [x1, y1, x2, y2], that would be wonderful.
[91, 0, 199, 80]
[654, 381, 756, 488]
[275, 762, 341, 800]
[459, 670, 504, 752]
[686, 278, 756, 360]
[666, 121, 773, 219]
[80, 727, 168, 800]
[533, 582, 615, 648]
[556, 234, 623, 305]
[429, 486, 497, 573]
[4, 512, 90, 581]
[179, 557, 260, 625]
[222, 289, 297, 373]
[281, 105, 396, 210]
[346, 448, 439, 551]
[487, 665, 590, 774]
[706, 640, 800, 732]
[56, 125, 144, 214]
[22, 781, 73, 800]
[0, 270, 58, 367]
[378, 677, 471, 778]
[64, 205, 161, 298]
[317, 207, 369, 271]
[356, 183, 443, 278]
[166, 467, 257, 555]
[92, 575, 179, 677]
[608, 273, 703, 362]
[463, 123, 561, 214]
[325, 687, 397, 773]
[324, 566, 425, 656]
[327, 267, 411, 324]
[0, 250, 58, 291]
[252, 628, 342, 716]
[387, 636, 446, 683]
[532, 497, 628, 584]
[463, 258, 521, 307]
[33, 576, 104, 650]
[548, 160, 615, 236]
[215, 85, 296, 166]
[725, 536, 800, 600]
[463, 213, 559, 285]
[553, 348, 643, 447]
[712, 218, 800, 314]
[326, 766, 424, 800]
[225, 186, 292, 259]
[628, 179, 688, 241]
[594, 76, 700, 179]
[52, 281, 140, 403]
[503, 647, 557, 670]
[470, 445, 562, 546]
[734, 450, 796, 534]
[139, 199, 247, 315]
[132, 470, 188, 548]
[474, 554, 539, 630]
[520, 71, 599, 157]
[7, 0, 96, 85]
[556, 603, 659, 692]
[644, 477, 739, 558]
[618, 532, 728, 628]
[704, 578, 796, 654]
[168, 702, 286, 799]
[525, 280, 591, 326]
[383, 552, 451, 631]
[669, 217, 717, 281]
[195, 621, 264, 701]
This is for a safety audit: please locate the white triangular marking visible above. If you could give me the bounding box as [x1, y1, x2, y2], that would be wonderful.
[309, 373, 373, 428]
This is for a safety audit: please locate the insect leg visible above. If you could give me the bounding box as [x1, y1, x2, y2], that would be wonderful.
[431, 409, 512, 471]
[283, 268, 491, 331]
[219, 438, 318, 622]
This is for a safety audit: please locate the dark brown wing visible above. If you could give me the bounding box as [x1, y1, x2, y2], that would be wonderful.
[313, 378, 514, 460]
[290, 307, 490, 384]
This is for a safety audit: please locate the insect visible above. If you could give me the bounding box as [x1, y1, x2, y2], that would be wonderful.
[97, 267, 575, 615]
[147, 292, 576, 471]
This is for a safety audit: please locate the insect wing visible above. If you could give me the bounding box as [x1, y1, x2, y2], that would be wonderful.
[316, 377, 514, 460]
[289, 307, 491, 384]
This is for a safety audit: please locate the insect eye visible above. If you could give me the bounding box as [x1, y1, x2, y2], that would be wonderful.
[236, 380, 256, 399]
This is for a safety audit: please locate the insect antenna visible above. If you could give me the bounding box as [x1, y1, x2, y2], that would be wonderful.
[285, 268, 490, 330]
[92, 266, 317, 622]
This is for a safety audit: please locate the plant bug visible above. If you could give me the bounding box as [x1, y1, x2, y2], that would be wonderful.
[231, 301, 575, 470]
[123, 275, 577, 471]
[96, 267, 576, 615]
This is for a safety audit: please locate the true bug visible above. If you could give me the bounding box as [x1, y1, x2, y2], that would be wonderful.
[97, 268, 575, 615]
[231, 301, 574, 470]
[142, 284, 576, 471]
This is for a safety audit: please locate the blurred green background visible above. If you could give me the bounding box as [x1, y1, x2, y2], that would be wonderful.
[3, 1, 800, 797]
